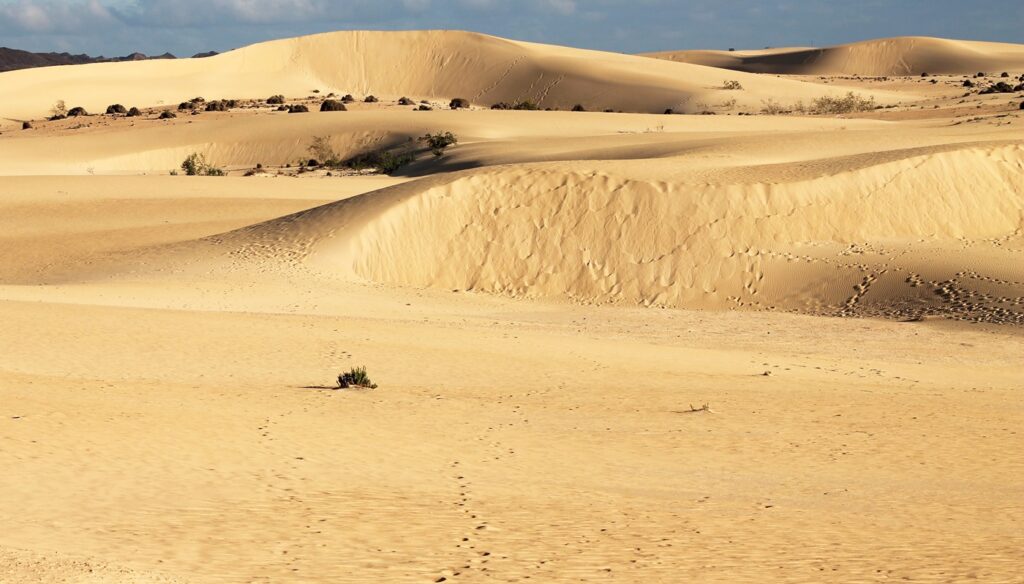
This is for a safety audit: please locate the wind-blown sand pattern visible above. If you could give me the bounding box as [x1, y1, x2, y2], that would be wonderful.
[1, 30, 1022, 583]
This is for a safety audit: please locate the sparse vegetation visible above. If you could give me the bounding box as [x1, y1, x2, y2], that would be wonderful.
[398, 97, 414, 106]
[105, 104, 127, 115]
[417, 104, 433, 111]
[205, 99, 238, 112]
[572, 104, 586, 112]
[67, 106, 88, 117]
[308, 136, 340, 167]
[760, 98, 785, 115]
[364, 95, 379, 103]
[288, 104, 310, 113]
[336, 366, 377, 389]
[420, 131, 458, 156]
[979, 81, 1015, 94]
[346, 149, 415, 174]
[450, 98, 470, 110]
[320, 99, 347, 112]
[159, 110, 177, 119]
[50, 100, 67, 119]
[721, 80, 743, 90]
[179, 153, 225, 176]
[807, 92, 876, 114]
[266, 95, 285, 105]
[341, 94, 355, 103]
[22, 121, 31, 130]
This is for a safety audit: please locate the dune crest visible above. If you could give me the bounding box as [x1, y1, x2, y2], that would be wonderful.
[645, 36, 1024, 76]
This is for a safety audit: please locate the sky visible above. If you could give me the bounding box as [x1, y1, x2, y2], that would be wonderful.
[1, 0, 1021, 57]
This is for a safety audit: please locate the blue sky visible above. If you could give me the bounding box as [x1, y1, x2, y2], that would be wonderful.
[1, 0, 1021, 56]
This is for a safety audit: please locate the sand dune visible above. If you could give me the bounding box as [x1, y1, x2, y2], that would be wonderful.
[0, 30, 908, 121]
[645, 36, 1024, 76]
[2, 28, 1023, 584]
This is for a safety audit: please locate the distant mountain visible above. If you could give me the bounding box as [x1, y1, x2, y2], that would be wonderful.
[0, 47, 217, 73]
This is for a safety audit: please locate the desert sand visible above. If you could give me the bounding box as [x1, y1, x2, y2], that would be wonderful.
[0, 31, 1022, 583]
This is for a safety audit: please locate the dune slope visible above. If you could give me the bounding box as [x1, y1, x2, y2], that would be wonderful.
[0, 30, 904, 121]
[645, 36, 1024, 76]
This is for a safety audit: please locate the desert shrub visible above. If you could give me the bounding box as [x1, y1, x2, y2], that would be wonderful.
[398, 97, 414, 105]
[345, 149, 415, 174]
[276, 105, 289, 111]
[664, 108, 675, 114]
[571, 104, 586, 112]
[364, 95, 379, 103]
[760, 98, 785, 115]
[126, 107, 142, 117]
[963, 79, 975, 87]
[490, 102, 512, 110]
[417, 104, 433, 111]
[1001, 72, 1009, 78]
[341, 94, 355, 103]
[722, 80, 743, 90]
[337, 366, 377, 389]
[51, 100, 67, 119]
[67, 106, 88, 117]
[106, 104, 127, 115]
[450, 97, 470, 109]
[975, 72, 986, 77]
[308, 136, 341, 167]
[420, 131, 458, 156]
[205, 100, 236, 112]
[807, 92, 875, 114]
[513, 100, 539, 110]
[180, 152, 225, 176]
[979, 82, 1014, 94]
[320, 99, 347, 112]
[288, 104, 310, 113]
[178, 101, 193, 111]
[22, 121, 31, 130]
[267, 95, 285, 104]
[159, 110, 177, 119]
[1020, 102, 1024, 110]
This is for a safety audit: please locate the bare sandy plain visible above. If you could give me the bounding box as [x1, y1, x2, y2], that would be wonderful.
[0, 31, 1022, 583]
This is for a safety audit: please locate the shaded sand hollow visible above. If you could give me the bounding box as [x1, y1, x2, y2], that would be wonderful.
[0, 30, 1022, 583]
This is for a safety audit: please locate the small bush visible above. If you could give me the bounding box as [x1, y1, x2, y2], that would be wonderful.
[1020, 102, 1024, 110]
[205, 100, 237, 112]
[364, 95, 379, 103]
[722, 80, 743, 90]
[979, 82, 1014, 94]
[417, 104, 433, 111]
[963, 79, 975, 87]
[398, 97, 414, 106]
[490, 102, 512, 110]
[346, 149, 415, 174]
[320, 99, 347, 112]
[67, 106, 88, 117]
[308, 136, 341, 167]
[571, 104, 586, 112]
[341, 94, 355, 103]
[51, 100, 67, 119]
[1001, 72, 1009, 78]
[126, 107, 141, 117]
[159, 110, 177, 119]
[450, 98, 471, 109]
[288, 104, 310, 113]
[760, 98, 785, 115]
[106, 104, 127, 115]
[267, 95, 285, 105]
[276, 105, 289, 111]
[807, 92, 875, 114]
[420, 131, 458, 156]
[178, 101, 193, 111]
[22, 121, 31, 130]
[180, 152, 225, 176]
[337, 366, 377, 389]
[513, 100, 539, 110]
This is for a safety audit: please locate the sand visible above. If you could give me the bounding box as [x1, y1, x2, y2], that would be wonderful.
[1, 31, 1022, 583]
[644, 36, 1024, 76]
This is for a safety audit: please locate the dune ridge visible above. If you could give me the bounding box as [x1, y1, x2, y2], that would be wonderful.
[645, 36, 1024, 76]
[0, 30, 905, 121]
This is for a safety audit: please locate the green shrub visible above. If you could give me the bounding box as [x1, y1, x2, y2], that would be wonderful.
[420, 131, 458, 156]
[320, 99, 347, 112]
[808, 92, 876, 114]
[180, 153, 225, 176]
[337, 366, 377, 389]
